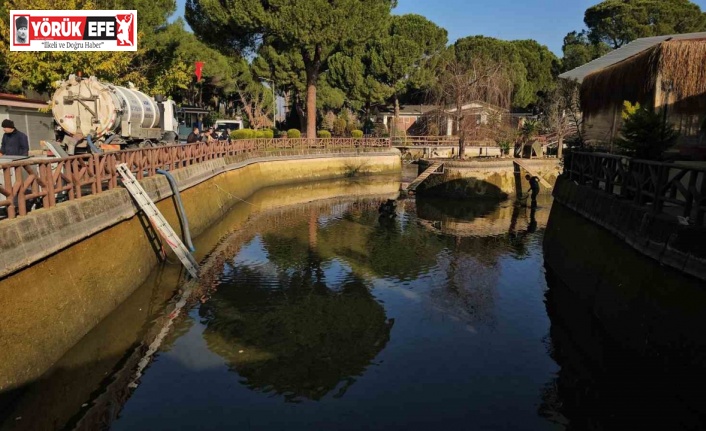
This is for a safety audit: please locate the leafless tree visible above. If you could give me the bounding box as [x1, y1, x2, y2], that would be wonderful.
[430, 56, 513, 158]
[237, 85, 273, 130]
[544, 79, 584, 158]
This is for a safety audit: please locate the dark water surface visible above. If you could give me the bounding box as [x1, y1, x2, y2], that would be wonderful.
[3, 174, 706, 431]
[112, 191, 560, 431]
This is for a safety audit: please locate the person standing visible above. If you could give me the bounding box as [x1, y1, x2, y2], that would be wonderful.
[186, 127, 200, 144]
[0, 119, 29, 156]
[525, 174, 540, 208]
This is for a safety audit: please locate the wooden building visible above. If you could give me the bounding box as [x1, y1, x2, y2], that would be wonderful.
[560, 32, 706, 156]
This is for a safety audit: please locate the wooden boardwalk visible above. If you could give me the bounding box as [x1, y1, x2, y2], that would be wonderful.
[407, 162, 444, 194]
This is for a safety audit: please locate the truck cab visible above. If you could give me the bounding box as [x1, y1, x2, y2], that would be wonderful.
[213, 119, 244, 141]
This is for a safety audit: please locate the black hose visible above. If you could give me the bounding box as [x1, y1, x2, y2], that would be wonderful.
[157, 169, 196, 252]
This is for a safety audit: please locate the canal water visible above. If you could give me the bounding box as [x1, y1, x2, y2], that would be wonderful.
[2, 170, 705, 430]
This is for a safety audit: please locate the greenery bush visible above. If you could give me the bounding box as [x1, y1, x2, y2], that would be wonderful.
[617, 103, 678, 160]
[253, 129, 274, 139]
[231, 129, 255, 140]
[317, 130, 332, 138]
[287, 129, 301, 138]
[333, 118, 347, 136]
[351, 129, 364, 138]
[497, 140, 511, 155]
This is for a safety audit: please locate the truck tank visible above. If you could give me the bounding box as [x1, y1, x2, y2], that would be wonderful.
[51, 75, 161, 140]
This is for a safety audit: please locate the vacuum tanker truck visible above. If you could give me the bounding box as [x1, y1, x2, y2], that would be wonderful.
[51, 74, 179, 154]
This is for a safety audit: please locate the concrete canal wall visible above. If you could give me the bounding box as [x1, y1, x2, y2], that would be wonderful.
[543, 202, 706, 395]
[415, 159, 561, 199]
[0, 150, 401, 392]
[551, 176, 706, 281]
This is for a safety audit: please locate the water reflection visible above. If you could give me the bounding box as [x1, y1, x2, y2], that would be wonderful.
[201, 269, 392, 402]
[542, 203, 706, 429]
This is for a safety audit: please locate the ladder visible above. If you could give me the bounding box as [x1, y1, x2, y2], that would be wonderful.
[116, 163, 199, 278]
[407, 161, 444, 194]
[514, 160, 553, 189]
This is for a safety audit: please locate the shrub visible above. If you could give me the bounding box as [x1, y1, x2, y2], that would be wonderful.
[333, 118, 347, 136]
[231, 129, 255, 140]
[271, 128, 282, 138]
[253, 129, 274, 139]
[351, 129, 364, 138]
[497, 140, 511, 156]
[317, 130, 332, 138]
[287, 129, 301, 138]
[617, 105, 678, 160]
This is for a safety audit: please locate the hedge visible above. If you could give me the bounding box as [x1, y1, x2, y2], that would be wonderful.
[351, 129, 364, 138]
[287, 129, 301, 138]
[230, 129, 255, 140]
[317, 130, 332, 138]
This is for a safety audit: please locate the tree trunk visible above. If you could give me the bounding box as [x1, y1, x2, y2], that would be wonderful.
[296, 100, 306, 132]
[306, 68, 318, 138]
[393, 94, 400, 140]
[557, 133, 563, 159]
[457, 113, 465, 159]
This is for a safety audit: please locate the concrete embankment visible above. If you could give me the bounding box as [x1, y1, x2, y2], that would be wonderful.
[0, 177, 401, 431]
[551, 175, 706, 281]
[0, 150, 401, 392]
[415, 159, 561, 198]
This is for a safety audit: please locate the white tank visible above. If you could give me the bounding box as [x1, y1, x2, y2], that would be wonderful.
[51, 75, 161, 139]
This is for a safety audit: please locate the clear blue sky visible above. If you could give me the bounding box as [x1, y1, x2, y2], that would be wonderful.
[172, 0, 706, 56]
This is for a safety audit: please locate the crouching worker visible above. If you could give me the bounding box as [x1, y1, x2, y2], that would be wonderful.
[525, 174, 540, 208]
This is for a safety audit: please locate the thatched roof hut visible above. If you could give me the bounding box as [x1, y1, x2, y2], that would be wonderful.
[560, 32, 706, 146]
[580, 39, 706, 115]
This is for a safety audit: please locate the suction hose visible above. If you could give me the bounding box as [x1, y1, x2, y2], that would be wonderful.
[157, 169, 196, 252]
[86, 135, 103, 154]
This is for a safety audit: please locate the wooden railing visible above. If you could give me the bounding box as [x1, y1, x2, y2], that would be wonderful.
[391, 135, 499, 147]
[565, 151, 706, 226]
[0, 138, 391, 220]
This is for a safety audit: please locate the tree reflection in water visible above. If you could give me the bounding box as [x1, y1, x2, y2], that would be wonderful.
[198, 195, 547, 404]
[200, 247, 393, 403]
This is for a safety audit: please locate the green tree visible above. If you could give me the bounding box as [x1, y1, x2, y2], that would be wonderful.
[561, 30, 610, 72]
[368, 14, 447, 122]
[585, 0, 706, 49]
[185, 0, 396, 138]
[510, 40, 560, 105]
[616, 105, 678, 159]
[453, 36, 531, 107]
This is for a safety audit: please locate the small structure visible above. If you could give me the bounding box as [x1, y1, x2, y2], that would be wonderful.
[440, 101, 508, 137]
[176, 105, 211, 141]
[560, 32, 706, 156]
[0, 93, 54, 152]
[377, 104, 438, 134]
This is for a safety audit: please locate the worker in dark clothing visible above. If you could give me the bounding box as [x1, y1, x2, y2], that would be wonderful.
[186, 127, 200, 144]
[525, 174, 540, 208]
[0, 119, 29, 156]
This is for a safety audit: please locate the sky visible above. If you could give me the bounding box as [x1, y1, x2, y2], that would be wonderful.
[173, 0, 706, 57]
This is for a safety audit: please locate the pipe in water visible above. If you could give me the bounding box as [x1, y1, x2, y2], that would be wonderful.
[157, 169, 196, 253]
